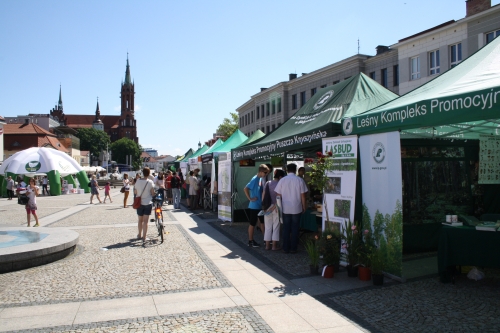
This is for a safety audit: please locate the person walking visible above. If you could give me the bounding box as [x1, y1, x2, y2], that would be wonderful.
[165, 170, 173, 205]
[89, 175, 102, 204]
[103, 181, 113, 203]
[42, 176, 49, 195]
[134, 167, 155, 243]
[185, 171, 192, 208]
[262, 169, 285, 251]
[188, 170, 199, 209]
[274, 163, 308, 254]
[171, 171, 181, 209]
[6, 176, 15, 200]
[26, 178, 40, 227]
[123, 173, 131, 208]
[244, 164, 270, 247]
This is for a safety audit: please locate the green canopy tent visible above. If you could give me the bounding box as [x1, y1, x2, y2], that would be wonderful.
[184, 144, 209, 162]
[239, 129, 265, 147]
[199, 138, 225, 163]
[230, 73, 398, 221]
[232, 73, 398, 162]
[202, 130, 248, 163]
[341, 36, 500, 253]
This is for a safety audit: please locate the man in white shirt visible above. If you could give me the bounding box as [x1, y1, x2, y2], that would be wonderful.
[274, 163, 308, 254]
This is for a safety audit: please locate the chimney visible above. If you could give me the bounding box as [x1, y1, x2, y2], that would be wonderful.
[466, 0, 491, 17]
[289, 73, 297, 80]
[301, 73, 308, 76]
[376, 45, 390, 55]
[260, 88, 267, 92]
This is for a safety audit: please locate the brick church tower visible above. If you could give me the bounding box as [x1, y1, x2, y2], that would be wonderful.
[118, 54, 138, 143]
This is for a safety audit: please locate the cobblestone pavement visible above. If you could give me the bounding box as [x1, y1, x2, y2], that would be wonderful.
[0, 224, 228, 307]
[207, 219, 329, 279]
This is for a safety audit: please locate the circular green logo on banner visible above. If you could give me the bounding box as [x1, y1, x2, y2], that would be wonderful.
[25, 161, 41, 172]
[372, 142, 386, 164]
[313, 90, 334, 111]
[343, 117, 353, 135]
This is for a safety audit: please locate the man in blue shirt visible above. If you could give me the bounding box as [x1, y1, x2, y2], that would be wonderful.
[244, 164, 270, 247]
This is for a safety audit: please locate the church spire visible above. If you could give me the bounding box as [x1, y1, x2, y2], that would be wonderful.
[124, 53, 132, 86]
[58, 85, 63, 110]
[94, 97, 102, 123]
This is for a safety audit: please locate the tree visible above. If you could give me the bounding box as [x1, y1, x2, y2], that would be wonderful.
[75, 128, 111, 159]
[216, 112, 239, 138]
[110, 138, 142, 170]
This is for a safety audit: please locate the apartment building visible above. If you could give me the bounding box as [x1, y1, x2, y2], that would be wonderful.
[237, 0, 500, 134]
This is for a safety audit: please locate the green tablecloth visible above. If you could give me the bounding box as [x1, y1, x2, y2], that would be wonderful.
[300, 209, 320, 232]
[438, 225, 500, 282]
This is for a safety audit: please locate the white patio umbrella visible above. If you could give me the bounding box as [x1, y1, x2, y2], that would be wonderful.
[0, 147, 83, 177]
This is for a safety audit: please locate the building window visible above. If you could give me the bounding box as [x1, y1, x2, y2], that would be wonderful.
[333, 80, 340, 84]
[320, 84, 327, 88]
[261, 104, 264, 118]
[277, 97, 281, 112]
[393, 65, 399, 86]
[370, 72, 376, 80]
[261, 127, 265, 133]
[256, 106, 260, 119]
[266, 125, 270, 133]
[251, 111, 253, 122]
[411, 56, 420, 80]
[429, 50, 440, 75]
[381, 68, 388, 88]
[486, 29, 500, 44]
[450, 43, 462, 68]
[272, 100, 276, 114]
[272, 124, 275, 131]
[292, 94, 298, 109]
[311, 88, 317, 96]
[278, 122, 281, 127]
[266, 102, 270, 116]
[300, 91, 306, 107]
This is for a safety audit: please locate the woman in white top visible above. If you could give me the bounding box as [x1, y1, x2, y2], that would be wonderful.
[123, 173, 131, 208]
[26, 178, 40, 227]
[134, 167, 156, 243]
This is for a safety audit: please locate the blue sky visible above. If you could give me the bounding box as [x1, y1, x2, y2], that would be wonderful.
[1, 0, 498, 156]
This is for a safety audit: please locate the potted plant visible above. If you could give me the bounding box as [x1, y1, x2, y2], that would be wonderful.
[303, 235, 320, 275]
[305, 151, 335, 223]
[371, 246, 385, 285]
[318, 223, 341, 278]
[341, 219, 362, 277]
[358, 228, 375, 281]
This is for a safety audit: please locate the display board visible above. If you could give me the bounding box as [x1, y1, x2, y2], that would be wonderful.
[218, 152, 232, 221]
[322, 136, 358, 230]
[359, 131, 403, 278]
[479, 134, 500, 184]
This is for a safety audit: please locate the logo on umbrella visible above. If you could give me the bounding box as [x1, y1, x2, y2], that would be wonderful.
[59, 161, 71, 172]
[25, 161, 41, 172]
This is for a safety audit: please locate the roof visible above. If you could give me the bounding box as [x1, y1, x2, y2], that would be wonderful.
[343, 35, 500, 139]
[4, 123, 56, 136]
[233, 73, 398, 161]
[64, 115, 120, 129]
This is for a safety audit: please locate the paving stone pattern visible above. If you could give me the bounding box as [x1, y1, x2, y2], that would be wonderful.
[0, 225, 229, 307]
[8, 306, 273, 333]
[208, 220, 319, 279]
[317, 270, 500, 333]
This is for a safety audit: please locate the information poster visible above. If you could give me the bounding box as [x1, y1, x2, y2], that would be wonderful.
[218, 152, 232, 221]
[322, 136, 358, 230]
[479, 135, 500, 184]
[359, 132, 403, 278]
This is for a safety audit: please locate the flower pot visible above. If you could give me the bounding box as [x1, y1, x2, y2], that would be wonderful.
[347, 265, 358, 277]
[309, 265, 319, 275]
[322, 265, 335, 278]
[372, 273, 384, 286]
[358, 266, 371, 281]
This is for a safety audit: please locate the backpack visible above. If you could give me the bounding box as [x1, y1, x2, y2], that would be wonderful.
[262, 182, 272, 210]
[171, 176, 180, 189]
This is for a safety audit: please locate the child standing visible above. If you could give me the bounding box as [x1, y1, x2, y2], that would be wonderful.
[103, 182, 113, 203]
[26, 178, 40, 227]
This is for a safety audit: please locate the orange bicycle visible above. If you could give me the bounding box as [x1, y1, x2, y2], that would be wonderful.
[150, 191, 164, 243]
